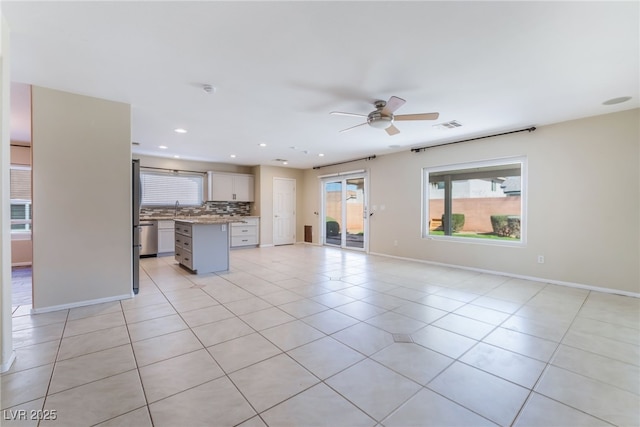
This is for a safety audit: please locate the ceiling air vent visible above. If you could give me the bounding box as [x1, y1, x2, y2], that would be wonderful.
[433, 120, 462, 130]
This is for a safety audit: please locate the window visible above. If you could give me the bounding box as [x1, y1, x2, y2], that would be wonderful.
[141, 169, 204, 206]
[10, 165, 32, 234]
[423, 157, 526, 244]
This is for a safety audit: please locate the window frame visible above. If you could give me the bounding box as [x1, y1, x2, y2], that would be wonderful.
[10, 164, 32, 236]
[422, 156, 527, 246]
[140, 168, 205, 207]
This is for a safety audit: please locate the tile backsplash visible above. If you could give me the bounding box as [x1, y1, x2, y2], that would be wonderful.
[141, 201, 252, 218]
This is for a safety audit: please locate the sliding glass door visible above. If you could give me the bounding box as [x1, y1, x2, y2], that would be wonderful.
[322, 173, 367, 250]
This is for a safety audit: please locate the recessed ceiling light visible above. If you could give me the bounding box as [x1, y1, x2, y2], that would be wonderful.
[602, 96, 632, 105]
[258, 143, 267, 147]
[283, 161, 288, 165]
[230, 154, 236, 158]
[173, 155, 180, 158]
[174, 128, 188, 134]
[159, 145, 168, 149]
[318, 153, 325, 157]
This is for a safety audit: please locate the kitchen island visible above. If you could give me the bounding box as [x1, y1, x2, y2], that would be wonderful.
[174, 218, 237, 274]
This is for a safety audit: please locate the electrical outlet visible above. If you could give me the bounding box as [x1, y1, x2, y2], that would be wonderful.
[537, 255, 545, 264]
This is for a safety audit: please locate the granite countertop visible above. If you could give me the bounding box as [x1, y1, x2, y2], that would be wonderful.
[141, 215, 259, 223]
[174, 217, 242, 225]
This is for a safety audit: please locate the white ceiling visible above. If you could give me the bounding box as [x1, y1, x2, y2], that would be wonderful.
[3, 1, 638, 169]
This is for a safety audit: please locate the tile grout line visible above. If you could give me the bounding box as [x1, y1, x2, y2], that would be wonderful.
[35, 308, 70, 427]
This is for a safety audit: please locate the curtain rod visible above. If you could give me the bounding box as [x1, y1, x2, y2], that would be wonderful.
[140, 165, 206, 175]
[312, 155, 377, 170]
[410, 127, 536, 153]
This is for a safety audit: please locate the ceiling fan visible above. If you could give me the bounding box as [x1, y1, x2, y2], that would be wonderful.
[330, 96, 439, 136]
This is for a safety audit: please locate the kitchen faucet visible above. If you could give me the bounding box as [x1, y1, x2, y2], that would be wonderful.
[174, 200, 180, 217]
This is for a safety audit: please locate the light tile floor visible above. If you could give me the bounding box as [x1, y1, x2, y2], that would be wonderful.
[3, 245, 639, 426]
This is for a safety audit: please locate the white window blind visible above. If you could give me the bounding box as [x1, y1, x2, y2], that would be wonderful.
[10, 167, 31, 200]
[141, 169, 204, 206]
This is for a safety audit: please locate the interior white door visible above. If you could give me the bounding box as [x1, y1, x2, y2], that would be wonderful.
[273, 178, 296, 245]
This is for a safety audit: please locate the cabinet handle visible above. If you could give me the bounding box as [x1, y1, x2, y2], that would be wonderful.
[184, 242, 190, 246]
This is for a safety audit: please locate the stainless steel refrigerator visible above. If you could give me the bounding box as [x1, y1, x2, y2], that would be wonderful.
[132, 159, 140, 294]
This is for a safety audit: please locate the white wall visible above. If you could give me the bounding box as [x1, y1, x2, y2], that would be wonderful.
[31, 86, 132, 311]
[0, 12, 16, 372]
[302, 109, 640, 294]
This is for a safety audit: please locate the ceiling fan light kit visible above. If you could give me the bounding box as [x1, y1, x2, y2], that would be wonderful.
[330, 96, 439, 136]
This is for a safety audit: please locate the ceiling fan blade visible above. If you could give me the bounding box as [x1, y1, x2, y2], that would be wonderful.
[339, 122, 368, 133]
[381, 96, 406, 115]
[330, 111, 368, 118]
[394, 112, 440, 121]
[385, 124, 400, 136]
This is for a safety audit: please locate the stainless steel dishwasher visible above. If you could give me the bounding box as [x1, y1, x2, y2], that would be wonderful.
[140, 220, 158, 256]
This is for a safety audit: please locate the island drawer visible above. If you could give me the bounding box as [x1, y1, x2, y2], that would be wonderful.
[180, 252, 193, 270]
[180, 235, 193, 251]
[175, 223, 192, 237]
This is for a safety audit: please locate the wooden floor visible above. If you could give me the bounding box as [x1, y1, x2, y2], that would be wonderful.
[11, 266, 32, 307]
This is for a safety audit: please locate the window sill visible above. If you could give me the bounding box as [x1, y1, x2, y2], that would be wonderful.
[11, 232, 32, 241]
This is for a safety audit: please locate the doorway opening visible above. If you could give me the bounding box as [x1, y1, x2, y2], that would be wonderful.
[9, 82, 33, 309]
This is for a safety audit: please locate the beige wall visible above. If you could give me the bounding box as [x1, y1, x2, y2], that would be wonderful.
[301, 109, 639, 294]
[11, 240, 31, 266]
[255, 165, 305, 246]
[31, 86, 132, 311]
[10, 145, 30, 165]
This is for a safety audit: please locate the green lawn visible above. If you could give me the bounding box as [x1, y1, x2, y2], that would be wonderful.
[429, 231, 519, 241]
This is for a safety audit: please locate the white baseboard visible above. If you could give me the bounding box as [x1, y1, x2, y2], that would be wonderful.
[369, 251, 640, 299]
[259, 244, 274, 248]
[0, 351, 16, 373]
[31, 293, 133, 315]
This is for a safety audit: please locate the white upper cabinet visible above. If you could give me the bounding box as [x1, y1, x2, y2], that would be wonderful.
[207, 172, 255, 202]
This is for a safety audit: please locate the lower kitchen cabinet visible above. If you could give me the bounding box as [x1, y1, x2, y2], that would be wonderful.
[175, 221, 230, 273]
[231, 217, 259, 248]
[158, 220, 175, 254]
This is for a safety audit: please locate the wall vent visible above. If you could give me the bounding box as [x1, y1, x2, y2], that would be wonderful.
[433, 120, 462, 130]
